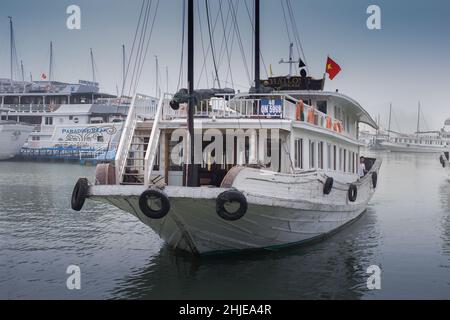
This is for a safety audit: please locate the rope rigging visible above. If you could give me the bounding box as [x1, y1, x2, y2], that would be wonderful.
[120, 0, 146, 97]
[228, 0, 252, 86]
[284, 0, 310, 74]
[196, 0, 210, 88]
[196, 1, 222, 88]
[218, 0, 235, 89]
[177, 0, 186, 91]
[205, 0, 221, 89]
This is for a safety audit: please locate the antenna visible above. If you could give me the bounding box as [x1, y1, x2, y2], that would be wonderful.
[9, 16, 13, 83]
[166, 66, 169, 94]
[155, 55, 159, 98]
[279, 43, 303, 77]
[90, 48, 96, 83]
[417, 102, 421, 136]
[388, 103, 392, 138]
[20, 60, 24, 82]
[122, 44, 126, 94]
[49, 41, 53, 82]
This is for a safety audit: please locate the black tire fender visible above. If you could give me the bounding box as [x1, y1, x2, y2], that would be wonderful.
[348, 184, 358, 203]
[216, 190, 248, 221]
[139, 189, 171, 219]
[440, 155, 446, 168]
[323, 177, 334, 195]
[372, 172, 378, 189]
[71, 178, 89, 211]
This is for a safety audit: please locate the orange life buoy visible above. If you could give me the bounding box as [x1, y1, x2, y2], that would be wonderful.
[296, 100, 304, 121]
[333, 121, 340, 132]
[307, 109, 315, 124]
[326, 117, 332, 129]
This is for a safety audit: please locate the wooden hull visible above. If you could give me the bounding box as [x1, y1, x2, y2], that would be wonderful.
[88, 161, 382, 255]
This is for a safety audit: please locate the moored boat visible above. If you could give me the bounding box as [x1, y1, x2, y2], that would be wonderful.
[71, 0, 382, 255]
[0, 108, 33, 160]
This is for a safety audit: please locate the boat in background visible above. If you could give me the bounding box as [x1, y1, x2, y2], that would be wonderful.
[0, 108, 33, 160]
[380, 103, 450, 154]
[0, 18, 156, 163]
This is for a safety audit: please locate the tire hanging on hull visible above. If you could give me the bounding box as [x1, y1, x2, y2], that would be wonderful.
[139, 189, 171, 219]
[216, 190, 248, 221]
[348, 184, 358, 203]
[71, 178, 89, 211]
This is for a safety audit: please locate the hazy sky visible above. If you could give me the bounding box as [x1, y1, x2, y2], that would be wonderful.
[0, 0, 449, 132]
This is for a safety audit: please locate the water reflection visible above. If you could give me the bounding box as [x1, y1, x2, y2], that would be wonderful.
[2, 153, 450, 299]
[109, 208, 381, 300]
[439, 181, 450, 258]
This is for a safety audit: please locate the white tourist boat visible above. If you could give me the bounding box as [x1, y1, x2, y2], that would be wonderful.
[379, 104, 450, 154]
[0, 18, 151, 161]
[71, 0, 382, 255]
[0, 108, 33, 160]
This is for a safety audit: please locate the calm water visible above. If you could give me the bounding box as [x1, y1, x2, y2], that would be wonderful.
[1, 153, 449, 300]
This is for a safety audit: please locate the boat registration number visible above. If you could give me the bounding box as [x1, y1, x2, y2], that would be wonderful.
[260, 99, 283, 117]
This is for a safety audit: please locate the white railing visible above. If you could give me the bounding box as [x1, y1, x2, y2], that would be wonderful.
[1, 104, 61, 113]
[115, 95, 139, 184]
[95, 97, 133, 106]
[26, 140, 118, 150]
[144, 93, 172, 185]
[300, 104, 346, 135]
[115, 94, 158, 184]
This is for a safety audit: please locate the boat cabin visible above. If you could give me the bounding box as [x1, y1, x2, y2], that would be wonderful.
[115, 87, 377, 188]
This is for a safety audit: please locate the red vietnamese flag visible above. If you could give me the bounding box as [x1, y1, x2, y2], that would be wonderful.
[326, 56, 341, 80]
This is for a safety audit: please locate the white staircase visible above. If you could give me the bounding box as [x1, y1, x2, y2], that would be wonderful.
[121, 125, 151, 184]
[115, 93, 171, 186]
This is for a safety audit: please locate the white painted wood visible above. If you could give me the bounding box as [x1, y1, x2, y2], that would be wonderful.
[88, 160, 381, 255]
[0, 122, 33, 160]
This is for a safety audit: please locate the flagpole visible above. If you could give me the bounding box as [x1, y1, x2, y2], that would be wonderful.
[322, 54, 329, 90]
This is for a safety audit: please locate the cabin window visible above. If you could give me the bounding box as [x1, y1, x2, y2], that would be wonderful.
[327, 144, 332, 170]
[169, 138, 184, 171]
[294, 139, 303, 169]
[317, 101, 327, 114]
[318, 142, 324, 169]
[343, 149, 347, 172]
[44, 117, 53, 125]
[333, 145, 337, 170]
[97, 136, 104, 143]
[351, 152, 355, 173]
[309, 141, 316, 169]
[334, 106, 339, 120]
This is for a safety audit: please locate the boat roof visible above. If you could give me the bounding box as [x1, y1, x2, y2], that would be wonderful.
[50, 104, 128, 116]
[281, 90, 378, 129]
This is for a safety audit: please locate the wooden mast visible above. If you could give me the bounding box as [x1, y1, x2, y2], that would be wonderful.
[254, 0, 261, 91]
[187, 0, 198, 187]
[9, 16, 13, 83]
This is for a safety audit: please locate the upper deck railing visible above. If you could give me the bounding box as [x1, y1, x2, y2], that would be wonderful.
[160, 92, 347, 137]
[1, 104, 61, 113]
